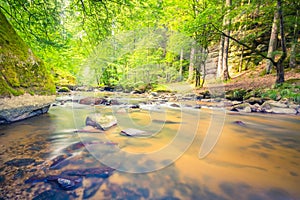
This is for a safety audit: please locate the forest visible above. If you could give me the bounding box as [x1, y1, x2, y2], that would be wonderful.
[0, 0, 299, 92]
[1, 1, 300, 199]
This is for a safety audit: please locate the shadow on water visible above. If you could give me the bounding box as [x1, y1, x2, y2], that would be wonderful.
[0, 102, 300, 199]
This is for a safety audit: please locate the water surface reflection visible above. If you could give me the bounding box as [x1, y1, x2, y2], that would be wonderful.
[0, 102, 299, 199]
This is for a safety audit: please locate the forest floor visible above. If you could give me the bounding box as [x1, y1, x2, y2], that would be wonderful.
[197, 65, 300, 92]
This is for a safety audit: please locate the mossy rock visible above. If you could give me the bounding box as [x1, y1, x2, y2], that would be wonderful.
[57, 87, 71, 93]
[0, 10, 55, 97]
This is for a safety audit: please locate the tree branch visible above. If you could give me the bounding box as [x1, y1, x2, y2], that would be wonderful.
[210, 23, 277, 66]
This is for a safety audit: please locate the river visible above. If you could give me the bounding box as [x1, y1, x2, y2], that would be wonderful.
[0, 96, 300, 200]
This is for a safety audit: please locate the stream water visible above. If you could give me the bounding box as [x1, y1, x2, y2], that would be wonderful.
[0, 96, 300, 200]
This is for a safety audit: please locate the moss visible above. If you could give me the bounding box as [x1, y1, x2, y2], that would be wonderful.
[152, 84, 172, 93]
[0, 10, 55, 97]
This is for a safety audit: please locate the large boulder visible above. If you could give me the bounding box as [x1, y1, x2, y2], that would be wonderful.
[0, 11, 55, 123]
[85, 114, 117, 130]
[0, 10, 55, 97]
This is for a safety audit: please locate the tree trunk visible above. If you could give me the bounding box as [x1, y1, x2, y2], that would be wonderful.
[275, 0, 286, 84]
[289, 10, 298, 68]
[266, 11, 279, 74]
[222, 0, 231, 81]
[179, 48, 183, 81]
[238, 46, 244, 72]
[188, 42, 195, 81]
[217, 35, 224, 78]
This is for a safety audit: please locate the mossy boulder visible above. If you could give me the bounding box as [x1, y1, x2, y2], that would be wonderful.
[0, 10, 55, 97]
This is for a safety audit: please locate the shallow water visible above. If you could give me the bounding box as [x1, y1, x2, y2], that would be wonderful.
[0, 99, 300, 200]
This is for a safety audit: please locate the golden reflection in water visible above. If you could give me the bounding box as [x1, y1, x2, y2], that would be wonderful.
[0, 104, 299, 199]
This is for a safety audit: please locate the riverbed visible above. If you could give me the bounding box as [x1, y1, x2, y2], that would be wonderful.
[0, 96, 300, 200]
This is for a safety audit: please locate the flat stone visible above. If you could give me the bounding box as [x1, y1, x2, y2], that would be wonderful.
[120, 128, 152, 137]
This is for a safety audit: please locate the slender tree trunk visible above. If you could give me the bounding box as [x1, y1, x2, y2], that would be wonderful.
[266, 11, 279, 74]
[200, 48, 207, 88]
[289, 10, 298, 68]
[222, 0, 231, 81]
[188, 42, 195, 81]
[239, 46, 244, 72]
[276, 0, 286, 83]
[179, 48, 183, 81]
[217, 35, 224, 78]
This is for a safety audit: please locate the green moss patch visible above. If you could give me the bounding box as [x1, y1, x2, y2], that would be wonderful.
[0, 11, 55, 97]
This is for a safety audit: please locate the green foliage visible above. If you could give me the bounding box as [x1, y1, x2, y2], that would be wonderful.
[1, 0, 299, 90]
[261, 80, 300, 103]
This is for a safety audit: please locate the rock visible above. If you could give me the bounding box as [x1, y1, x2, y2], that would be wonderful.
[50, 154, 72, 170]
[44, 175, 82, 190]
[261, 100, 297, 114]
[33, 190, 70, 200]
[13, 169, 24, 179]
[75, 126, 104, 133]
[194, 105, 202, 109]
[168, 103, 180, 108]
[129, 104, 140, 109]
[250, 103, 262, 112]
[269, 101, 288, 108]
[85, 114, 117, 130]
[196, 95, 204, 100]
[5, 158, 35, 167]
[25, 175, 45, 184]
[150, 92, 158, 97]
[57, 177, 82, 190]
[0, 104, 51, 124]
[231, 103, 252, 113]
[245, 97, 264, 105]
[62, 167, 115, 178]
[130, 90, 141, 94]
[57, 87, 70, 93]
[79, 97, 107, 105]
[270, 107, 297, 114]
[233, 120, 246, 126]
[120, 128, 152, 137]
[108, 99, 120, 105]
[0, 175, 5, 183]
[83, 180, 104, 199]
[201, 99, 211, 102]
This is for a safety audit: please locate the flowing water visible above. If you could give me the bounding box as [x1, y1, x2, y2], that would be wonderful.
[0, 97, 300, 200]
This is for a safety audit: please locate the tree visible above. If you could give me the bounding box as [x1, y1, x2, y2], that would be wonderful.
[265, 10, 279, 74]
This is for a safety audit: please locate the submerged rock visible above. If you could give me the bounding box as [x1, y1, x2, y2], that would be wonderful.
[74, 126, 104, 133]
[0, 175, 5, 183]
[62, 167, 115, 178]
[13, 169, 24, 179]
[56, 177, 82, 190]
[33, 190, 70, 200]
[233, 120, 246, 127]
[49, 154, 72, 170]
[85, 114, 117, 130]
[83, 180, 104, 199]
[5, 158, 35, 167]
[120, 128, 153, 137]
